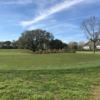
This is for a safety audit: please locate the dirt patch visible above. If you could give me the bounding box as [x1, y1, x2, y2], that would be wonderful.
[90, 86, 100, 100]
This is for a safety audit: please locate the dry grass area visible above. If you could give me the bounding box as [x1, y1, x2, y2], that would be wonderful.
[90, 86, 100, 100]
[77, 51, 100, 55]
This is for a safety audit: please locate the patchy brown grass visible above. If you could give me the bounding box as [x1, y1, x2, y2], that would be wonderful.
[90, 86, 100, 100]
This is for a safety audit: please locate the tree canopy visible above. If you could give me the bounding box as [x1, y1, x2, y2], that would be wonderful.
[17, 29, 54, 51]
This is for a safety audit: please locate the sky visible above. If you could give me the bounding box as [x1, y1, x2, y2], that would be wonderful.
[0, 0, 100, 43]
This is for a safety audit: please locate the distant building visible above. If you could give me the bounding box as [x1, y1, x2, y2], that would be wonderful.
[83, 46, 90, 50]
[83, 39, 100, 50]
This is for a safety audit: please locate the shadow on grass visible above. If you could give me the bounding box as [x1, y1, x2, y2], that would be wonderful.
[0, 65, 99, 75]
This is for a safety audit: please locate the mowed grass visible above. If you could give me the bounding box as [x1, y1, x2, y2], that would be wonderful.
[0, 49, 100, 70]
[0, 49, 100, 100]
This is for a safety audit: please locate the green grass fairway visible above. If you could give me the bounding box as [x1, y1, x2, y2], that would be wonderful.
[0, 49, 100, 70]
[0, 49, 100, 100]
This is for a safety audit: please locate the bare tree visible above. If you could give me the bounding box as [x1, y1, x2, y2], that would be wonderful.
[78, 41, 85, 51]
[81, 16, 100, 53]
[68, 42, 78, 50]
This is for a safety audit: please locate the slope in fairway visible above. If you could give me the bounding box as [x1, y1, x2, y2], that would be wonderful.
[0, 49, 100, 100]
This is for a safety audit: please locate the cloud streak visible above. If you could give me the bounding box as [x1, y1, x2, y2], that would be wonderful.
[21, 0, 84, 27]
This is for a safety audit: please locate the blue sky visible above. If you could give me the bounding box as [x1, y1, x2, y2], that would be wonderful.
[0, 0, 100, 43]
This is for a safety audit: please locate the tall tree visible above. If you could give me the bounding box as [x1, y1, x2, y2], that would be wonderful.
[17, 29, 54, 51]
[81, 16, 100, 53]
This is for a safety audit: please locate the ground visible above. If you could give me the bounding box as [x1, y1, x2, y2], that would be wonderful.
[90, 86, 100, 100]
[0, 49, 100, 100]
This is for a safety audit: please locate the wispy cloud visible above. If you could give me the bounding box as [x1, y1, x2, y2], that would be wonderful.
[27, 18, 81, 40]
[20, 0, 85, 27]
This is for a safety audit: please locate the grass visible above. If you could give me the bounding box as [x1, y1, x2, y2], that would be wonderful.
[0, 49, 100, 99]
[0, 49, 100, 70]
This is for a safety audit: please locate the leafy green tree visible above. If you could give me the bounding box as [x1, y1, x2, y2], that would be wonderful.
[17, 29, 54, 51]
[50, 39, 67, 50]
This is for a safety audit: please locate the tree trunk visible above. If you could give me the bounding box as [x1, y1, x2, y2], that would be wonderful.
[93, 41, 96, 54]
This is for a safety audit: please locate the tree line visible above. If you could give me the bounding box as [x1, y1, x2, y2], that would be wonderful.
[0, 29, 85, 53]
[0, 16, 100, 53]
